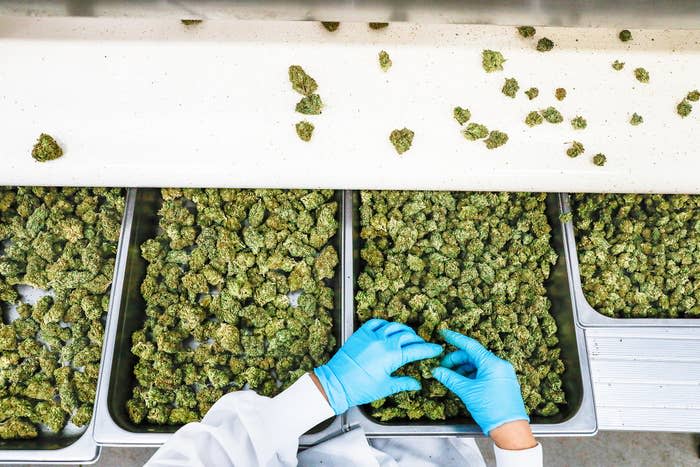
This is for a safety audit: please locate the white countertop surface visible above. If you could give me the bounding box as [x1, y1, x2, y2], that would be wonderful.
[1, 17, 699, 192]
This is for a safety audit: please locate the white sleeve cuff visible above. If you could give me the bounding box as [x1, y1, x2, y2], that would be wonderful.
[494, 443, 543, 467]
[268, 373, 335, 439]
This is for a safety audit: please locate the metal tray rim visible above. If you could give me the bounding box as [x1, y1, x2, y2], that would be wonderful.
[560, 193, 700, 328]
[93, 188, 345, 447]
[344, 191, 597, 436]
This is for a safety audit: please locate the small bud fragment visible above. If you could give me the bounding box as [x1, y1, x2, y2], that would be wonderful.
[593, 153, 607, 166]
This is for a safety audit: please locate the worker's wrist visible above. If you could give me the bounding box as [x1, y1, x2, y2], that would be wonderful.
[309, 371, 329, 403]
[489, 420, 537, 450]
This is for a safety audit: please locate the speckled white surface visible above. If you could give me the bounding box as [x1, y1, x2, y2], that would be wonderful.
[0, 17, 699, 192]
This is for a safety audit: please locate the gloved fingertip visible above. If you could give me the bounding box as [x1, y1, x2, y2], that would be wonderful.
[393, 376, 421, 393]
[426, 342, 444, 357]
[430, 366, 447, 380]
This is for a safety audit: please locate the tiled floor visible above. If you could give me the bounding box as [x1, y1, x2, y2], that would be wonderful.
[90, 431, 698, 467]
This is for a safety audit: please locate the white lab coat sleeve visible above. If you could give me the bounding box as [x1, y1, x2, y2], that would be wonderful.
[493, 443, 543, 467]
[145, 373, 335, 467]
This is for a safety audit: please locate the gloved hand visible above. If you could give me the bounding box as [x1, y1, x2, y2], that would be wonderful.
[314, 319, 443, 415]
[431, 329, 529, 435]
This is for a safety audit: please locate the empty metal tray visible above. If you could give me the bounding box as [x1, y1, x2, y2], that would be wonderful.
[94, 188, 345, 447]
[343, 191, 597, 437]
[560, 193, 700, 327]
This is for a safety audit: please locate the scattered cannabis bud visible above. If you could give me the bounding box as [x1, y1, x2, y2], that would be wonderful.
[288, 65, 318, 97]
[687, 90, 700, 102]
[378, 50, 392, 72]
[618, 30, 632, 42]
[0, 187, 125, 438]
[390, 128, 415, 155]
[462, 123, 489, 141]
[629, 113, 643, 126]
[566, 141, 584, 158]
[31, 134, 63, 162]
[570, 116, 587, 130]
[634, 67, 649, 83]
[501, 78, 519, 98]
[295, 94, 323, 115]
[356, 191, 566, 420]
[295, 121, 315, 141]
[517, 26, 536, 38]
[525, 87, 539, 100]
[559, 212, 573, 223]
[453, 107, 471, 125]
[481, 50, 506, 73]
[369, 22, 389, 30]
[321, 22, 340, 32]
[677, 99, 692, 117]
[127, 189, 339, 425]
[181, 19, 202, 26]
[572, 193, 700, 318]
[555, 88, 567, 101]
[592, 153, 607, 166]
[541, 107, 563, 124]
[612, 60, 625, 71]
[484, 131, 509, 149]
[525, 111, 544, 127]
[536, 38, 554, 52]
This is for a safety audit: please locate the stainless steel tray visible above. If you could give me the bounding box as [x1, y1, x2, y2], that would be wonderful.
[0, 188, 133, 465]
[561, 193, 700, 328]
[344, 191, 597, 437]
[94, 188, 345, 447]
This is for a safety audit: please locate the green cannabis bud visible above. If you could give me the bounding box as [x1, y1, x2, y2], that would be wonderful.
[618, 30, 632, 42]
[390, 128, 415, 154]
[369, 22, 389, 30]
[31, 133, 63, 162]
[536, 38, 554, 52]
[295, 94, 323, 115]
[612, 60, 625, 71]
[570, 116, 587, 130]
[677, 99, 692, 117]
[378, 50, 392, 72]
[541, 107, 563, 124]
[453, 107, 471, 125]
[181, 19, 202, 26]
[501, 78, 519, 98]
[592, 153, 607, 166]
[566, 141, 584, 158]
[321, 22, 340, 32]
[484, 131, 508, 149]
[634, 68, 649, 83]
[482, 50, 506, 73]
[517, 26, 536, 38]
[572, 193, 700, 318]
[687, 90, 700, 102]
[525, 111, 544, 127]
[525, 87, 539, 100]
[462, 123, 489, 141]
[629, 113, 643, 126]
[295, 121, 315, 141]
[288, 65, 318, 96]
[559, 212, 573, 223]
[555, 88, 567, 101]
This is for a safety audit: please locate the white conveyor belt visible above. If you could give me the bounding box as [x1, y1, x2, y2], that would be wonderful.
[0, 17, 699, 192]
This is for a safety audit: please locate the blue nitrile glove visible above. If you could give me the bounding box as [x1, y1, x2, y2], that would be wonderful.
[314, 319, 443, 415]
[431, 329, 529, 435]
